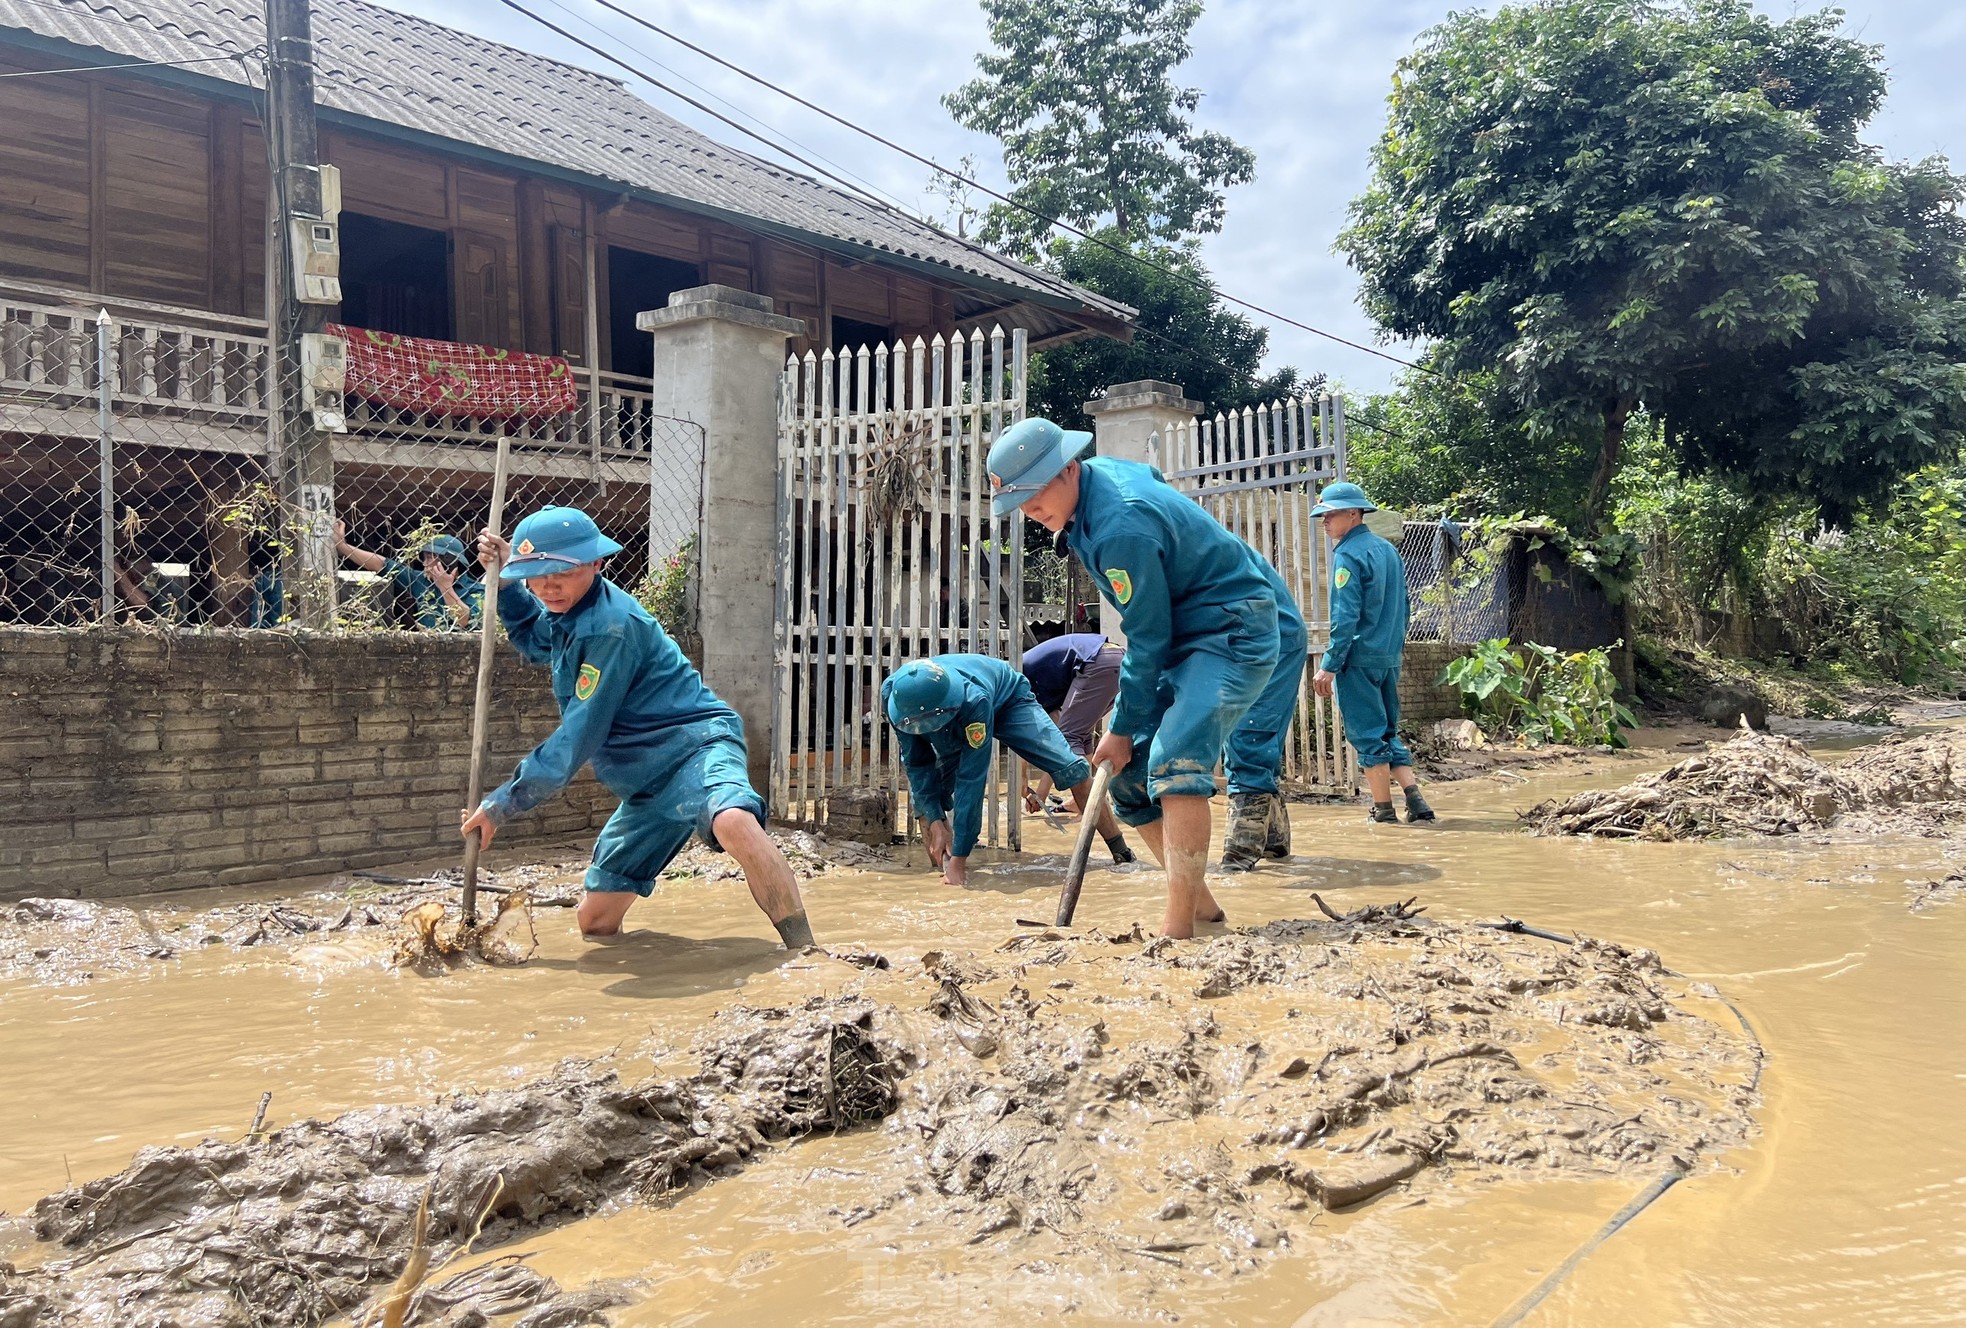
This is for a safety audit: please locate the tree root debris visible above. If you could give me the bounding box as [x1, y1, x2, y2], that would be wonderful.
[1524, 727, 1966, 841]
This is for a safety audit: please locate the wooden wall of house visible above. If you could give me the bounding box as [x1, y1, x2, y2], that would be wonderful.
[0, 48, 959, 370]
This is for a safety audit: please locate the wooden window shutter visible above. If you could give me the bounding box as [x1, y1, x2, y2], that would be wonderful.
[451, 230, 508, 348]
[549, 224, 588, 363]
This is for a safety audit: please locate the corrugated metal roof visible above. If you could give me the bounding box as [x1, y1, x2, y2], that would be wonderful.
[0, 0, 1134, 337]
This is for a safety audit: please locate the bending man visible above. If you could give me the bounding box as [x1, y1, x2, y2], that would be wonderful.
[1018, 631, 1134, 863]
[883, 655, 1096, 888]
[460, 506, 815, 946]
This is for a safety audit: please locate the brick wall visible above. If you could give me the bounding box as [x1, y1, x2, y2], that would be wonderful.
[0, 627, 615, 901]
[1398, 640, 1472, 727]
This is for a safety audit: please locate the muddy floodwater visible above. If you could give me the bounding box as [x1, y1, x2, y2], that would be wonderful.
[2, 729, 1963, 1325]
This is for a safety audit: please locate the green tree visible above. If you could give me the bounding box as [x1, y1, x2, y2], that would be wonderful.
[1029, 230, 1312, 430]
[944, 0, 1256, 258]
[1340, 0, 1966, 532]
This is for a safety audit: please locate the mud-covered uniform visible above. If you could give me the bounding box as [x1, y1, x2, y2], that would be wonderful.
[1063, 457, 1297, 826]
[481, 576, 764, 895]
[1324, 524, 1413, 770]
[380, 556, 483, 632]
[886, 654, 1091, 858]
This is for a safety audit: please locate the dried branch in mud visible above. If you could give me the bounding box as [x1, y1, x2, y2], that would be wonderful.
[1524, 727, 1966, 841]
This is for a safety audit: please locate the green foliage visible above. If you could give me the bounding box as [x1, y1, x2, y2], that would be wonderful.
[630, 536, 699, 658]
[1441, 638, 1637, 747]
[1340, 0, 1966, 530]
[1349, 357, 1596, 524]
[944, 0, 1255, 257]
[1029, 231, 1312, 428]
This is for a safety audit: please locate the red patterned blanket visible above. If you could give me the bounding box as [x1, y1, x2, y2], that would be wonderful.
[328, 325, 578, 419]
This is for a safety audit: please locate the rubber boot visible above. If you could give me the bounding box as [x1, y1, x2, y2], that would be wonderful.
[1222, 792, 1269, 870]
[1263, 792, 1291, 859]
[1403, 785, 1437, 824]
[1368, 801, 1400, 824]
[1104, 833, 1136, 865]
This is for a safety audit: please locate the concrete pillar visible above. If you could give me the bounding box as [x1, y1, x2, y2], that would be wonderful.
[1082, 380, 1201, 642]
[639, 285, 804, 800]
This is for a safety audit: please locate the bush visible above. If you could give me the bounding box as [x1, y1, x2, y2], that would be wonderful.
[1441, 638, 1636, 747]
[630, 536, 699, 658]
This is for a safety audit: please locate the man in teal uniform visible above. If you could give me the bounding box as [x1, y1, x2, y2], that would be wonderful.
[333, 520, 484, 631]
[990, 417, 1301, 938]
[460, 506, 816, 946]
[883, 654, 1100, 887]
[1309, 482, 1435, 824]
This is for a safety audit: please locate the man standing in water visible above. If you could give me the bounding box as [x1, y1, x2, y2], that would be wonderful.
[1309, 482, 1435, 824]
[883, 654, 1109, 886]
[989, 417, 1300, 938]
[461, 506, 815, 947]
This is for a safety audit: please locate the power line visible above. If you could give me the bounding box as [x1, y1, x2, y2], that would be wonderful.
[572, 0, 1424, 373]
[0, 52, 246, 79]
[527, 0, 924, 223]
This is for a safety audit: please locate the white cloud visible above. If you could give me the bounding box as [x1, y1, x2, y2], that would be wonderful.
[384, 0, 1962, 396]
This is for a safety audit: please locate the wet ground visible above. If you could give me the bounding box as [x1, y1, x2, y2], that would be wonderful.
[2, 723, 1963, 1325]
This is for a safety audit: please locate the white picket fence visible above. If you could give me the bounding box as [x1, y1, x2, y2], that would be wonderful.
[1154, 394, 1357, 794]
[771, 328, 1031, 844]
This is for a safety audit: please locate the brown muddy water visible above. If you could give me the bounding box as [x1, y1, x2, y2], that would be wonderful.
[2, 730, 1963, 1325]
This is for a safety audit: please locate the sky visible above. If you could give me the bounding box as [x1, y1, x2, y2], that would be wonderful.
[389, 0, 1963, 396]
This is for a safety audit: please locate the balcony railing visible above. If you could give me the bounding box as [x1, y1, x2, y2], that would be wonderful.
[0, 281, 658, 466]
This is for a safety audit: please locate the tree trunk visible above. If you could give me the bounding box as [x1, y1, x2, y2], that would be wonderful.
[1584, 397, 1634, 534]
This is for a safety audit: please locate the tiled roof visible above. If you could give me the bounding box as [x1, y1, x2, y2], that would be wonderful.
[0, 0, 1134, 336]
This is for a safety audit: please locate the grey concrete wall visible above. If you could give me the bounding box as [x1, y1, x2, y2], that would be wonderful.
[0, 627, 613, 900]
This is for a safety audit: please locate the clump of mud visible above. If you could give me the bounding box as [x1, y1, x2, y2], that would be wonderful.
[5, 1006, 895, 1326]
[1907, 874, 1966, 913]
[4, 915, 1757, 1323]
[1524, 728, 1966, 840]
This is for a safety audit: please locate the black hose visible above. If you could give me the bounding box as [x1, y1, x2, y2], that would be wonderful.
[1490, 1165, 1689, 1327]
[1476, 917, 1576, 945]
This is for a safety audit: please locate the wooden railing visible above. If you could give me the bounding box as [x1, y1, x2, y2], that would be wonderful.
[1, 282, 658, 460]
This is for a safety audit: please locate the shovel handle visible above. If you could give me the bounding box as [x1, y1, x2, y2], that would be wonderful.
[1055, 759, 1117, 928]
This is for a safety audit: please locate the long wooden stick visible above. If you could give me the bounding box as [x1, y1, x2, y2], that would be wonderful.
[460, 436, 512, 927]
[1054, 759, 1117, 928]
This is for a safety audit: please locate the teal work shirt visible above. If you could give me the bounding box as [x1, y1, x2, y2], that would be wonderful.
[1324, 525, 1409, 674]
[483, 577, 739, 824]
[889, 655, 1070, 859]
[382, 556, 484, 632]
[1062, 457, 1280, 746]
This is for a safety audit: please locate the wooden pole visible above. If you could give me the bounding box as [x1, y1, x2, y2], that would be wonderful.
[1054, 759, 1116, 928]
[460, 436, 512, 927]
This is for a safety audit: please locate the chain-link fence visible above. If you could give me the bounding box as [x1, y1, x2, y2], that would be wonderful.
[0, 289, 704, 639]
[1399, 519, 1510, 644]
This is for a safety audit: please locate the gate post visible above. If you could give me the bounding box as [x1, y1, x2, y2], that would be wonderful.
[639, 286, 804, 801]
[1083, 380, 1200, 642]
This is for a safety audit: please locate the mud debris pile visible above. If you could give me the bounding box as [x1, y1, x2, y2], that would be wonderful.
[2, 912, 1759, 1324]
[3, 1005, 893, 1327]
[1524, 728, 1966, 841]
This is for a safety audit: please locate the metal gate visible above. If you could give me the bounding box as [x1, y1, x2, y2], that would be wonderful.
[1154, 394, 1357, 794]
[771, 328, 1031, 845]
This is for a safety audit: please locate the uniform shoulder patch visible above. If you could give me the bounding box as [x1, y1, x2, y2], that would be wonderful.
[965, 721, 988, 749]
[1104, 568, 1133, 605]
[575, 662, 602, 701]
[1334, 566, 1352, 590]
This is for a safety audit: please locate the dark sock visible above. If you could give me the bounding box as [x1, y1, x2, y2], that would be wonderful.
[773, 911, 815, 949]
[1104, 833, 1135, 864]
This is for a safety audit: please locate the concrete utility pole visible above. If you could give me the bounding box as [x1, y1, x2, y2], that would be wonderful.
[265, 0, 338, 627]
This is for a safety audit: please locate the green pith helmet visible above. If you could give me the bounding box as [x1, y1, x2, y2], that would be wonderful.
[882, 660, 965, 734]
[418, 534, 468, 562]
[986, 417, 1094, 518]
[1308, 481, 1380, 516]
[501, 506, 624, 582]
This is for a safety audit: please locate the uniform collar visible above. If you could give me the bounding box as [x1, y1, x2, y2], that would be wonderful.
[1335, 523, 1372, 549]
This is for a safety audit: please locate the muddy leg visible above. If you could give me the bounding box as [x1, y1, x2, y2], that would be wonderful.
[576, 891, 637, 938]
[714, 809, 814, 947]
[1137, 815, 1224, 925]
[1157, 794, 1215, 939]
